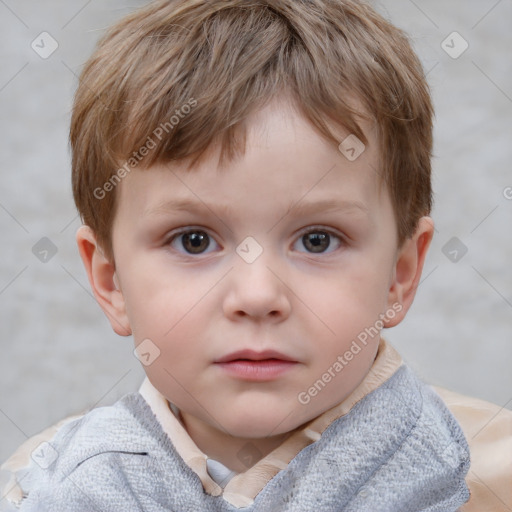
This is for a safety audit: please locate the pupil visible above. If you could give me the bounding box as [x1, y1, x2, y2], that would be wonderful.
[304, 232, 329, 253]
[184, 232, 209, 253]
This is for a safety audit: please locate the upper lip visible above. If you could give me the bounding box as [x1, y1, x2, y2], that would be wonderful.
[214, 349, 297, 363]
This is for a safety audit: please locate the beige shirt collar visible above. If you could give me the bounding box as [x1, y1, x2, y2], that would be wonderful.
[139, 337, 403, 508]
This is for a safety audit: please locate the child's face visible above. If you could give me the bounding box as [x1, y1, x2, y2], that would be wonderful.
[90, 100, 425, 439]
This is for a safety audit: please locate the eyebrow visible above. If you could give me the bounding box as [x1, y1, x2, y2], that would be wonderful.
[289, 198, 369, 216]
[143, 197, 369, 219]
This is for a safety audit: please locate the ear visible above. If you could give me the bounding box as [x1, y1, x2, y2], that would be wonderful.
[76, 226, 132, 336]
[384, 217, 434, 327]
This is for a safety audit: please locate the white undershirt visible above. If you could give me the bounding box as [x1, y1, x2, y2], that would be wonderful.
[168, 401, 237, 488]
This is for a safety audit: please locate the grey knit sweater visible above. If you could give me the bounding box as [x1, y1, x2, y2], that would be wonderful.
[17, 365, 470, 511]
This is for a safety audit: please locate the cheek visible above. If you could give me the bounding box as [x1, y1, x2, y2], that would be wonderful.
[128, 286, 212, 399]
[120, 261, 214, 340]
[309, 268, 390, 332]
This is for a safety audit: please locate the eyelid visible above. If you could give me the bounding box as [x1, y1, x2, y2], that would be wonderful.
[165, 226, 213, 242]
[166, 225, 345, 241]
[294, 224, 346, 243]
[289, 224, 347, 257]
[296, 224, 339, 234]
[165, 226, 221, 256]
[164, 224, 347, 256]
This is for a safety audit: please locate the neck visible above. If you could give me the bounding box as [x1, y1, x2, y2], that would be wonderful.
[178, 409, 293, 473]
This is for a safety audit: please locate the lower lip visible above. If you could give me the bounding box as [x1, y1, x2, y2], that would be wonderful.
[215, 359, 298, 381]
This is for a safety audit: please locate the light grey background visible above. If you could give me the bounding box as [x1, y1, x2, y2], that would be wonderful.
[0, 0, 511, 468]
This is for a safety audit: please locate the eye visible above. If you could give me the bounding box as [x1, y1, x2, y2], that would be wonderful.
[167, 229, 219, 255]
[293, 228, 343, 254]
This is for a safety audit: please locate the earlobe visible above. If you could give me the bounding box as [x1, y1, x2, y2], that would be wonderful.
[76, 226, 132, 336]
[385, 217, 434, 327]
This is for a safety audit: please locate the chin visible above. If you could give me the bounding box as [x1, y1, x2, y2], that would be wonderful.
[227, 421, 288, 439]
[222, 407, 308, 439]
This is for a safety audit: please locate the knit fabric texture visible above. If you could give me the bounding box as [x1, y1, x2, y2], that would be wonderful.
[17, 365, 470, 512]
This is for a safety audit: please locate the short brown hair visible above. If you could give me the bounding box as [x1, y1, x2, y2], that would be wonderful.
[71, 0, 433, 261]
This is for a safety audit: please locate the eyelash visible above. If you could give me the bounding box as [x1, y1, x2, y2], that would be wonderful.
[165, 226, 345, 257]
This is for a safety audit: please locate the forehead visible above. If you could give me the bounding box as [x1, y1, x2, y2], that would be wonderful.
[114, 100, 388, 227]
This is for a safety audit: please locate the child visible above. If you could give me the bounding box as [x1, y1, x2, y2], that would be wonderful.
[2, 0, 510, 510]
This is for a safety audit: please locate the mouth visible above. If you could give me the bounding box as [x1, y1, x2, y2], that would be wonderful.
[214, 349, 297, 364]
[214, 349, 299, 381]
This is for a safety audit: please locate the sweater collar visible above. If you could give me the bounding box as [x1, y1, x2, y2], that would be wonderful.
[139, 337, 403, 508]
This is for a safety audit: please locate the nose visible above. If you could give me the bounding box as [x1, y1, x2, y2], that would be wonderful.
[222, 255, 292, 323]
